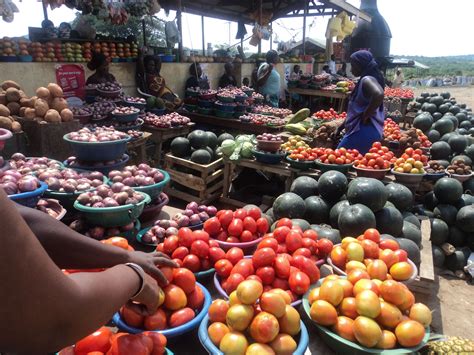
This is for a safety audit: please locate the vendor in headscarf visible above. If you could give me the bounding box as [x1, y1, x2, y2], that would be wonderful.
[336, 50, 385, 154]
[86, 52, 116, 85]
[257, 50, 281, 107]
[185, 63, 210, 91]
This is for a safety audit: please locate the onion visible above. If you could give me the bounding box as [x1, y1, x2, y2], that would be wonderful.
[198, 211, 209, 221]
[89, 226, 105, 240]
[69, 219, 86, 232]
[1, 181, 18, 195]
[92, 202, 105, 208]
[18, 177, 39, 192]
[3, 169, 22, 181]
[134, 193, 144, 202]
[169, 221, 179, 229]
[122, 171, 133, 178]
[108, 170, 122, 179]
[96, 185, 111, 198]
[76, 178, 90, 185]
[189, 214, 201, 225]
[114, 191, 129, 205]
[111, 182, 125, 193]
[91, 179, 103, 187]
[183, 209, 194, 217]
[121, 222, 135, 232]
[122, 177, 135, 186]
[103, 197, 119, 207]
[134, 175, 146, 186]
[207, 206, 217, 216]
[65, 179, 78, 188]
[76, 183, 91, 191]
[106, 228, 121, 236]
[156, 220, 171, 229]
[125, 198, 138, 205]
[124, 166, 137, 174]
[173, 213, 190, 228]
[186, 201, 199, 213]
[138, 163, 150, 171]
[62, 182, 76, 193]
[90, 195, 103, 205]
[122, 186, 134, 197]
[76, 193, 91, 205]
[153, 172, 164, 182]
[142, 233, 154, 244]
[45, 177, 61, 191]
[143, 177, 154, 186]
[0, 175, 18, 184]
[11, 153, 25, 161]
[198, 205, 208, 212]
[136, 170, 148, 177]
[112, 175, 123, 183]
[88, 171, 104, 180]
[166, 227, 179, 237]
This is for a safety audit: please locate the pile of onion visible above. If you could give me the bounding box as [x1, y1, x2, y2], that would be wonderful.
[108, 164, 164, 187]
[0, 170, 40, 195]
[9, 153, 62, 175]
[67, 127, 129, 143]
[76, 183, 144, 208]
[38, 168, 105, 193]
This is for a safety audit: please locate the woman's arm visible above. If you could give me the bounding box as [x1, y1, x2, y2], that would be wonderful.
[0, 190, 159, 352]
[16, 204, 177, 285]
[257, 64, 273, 87]
[361, 77, 384, 124]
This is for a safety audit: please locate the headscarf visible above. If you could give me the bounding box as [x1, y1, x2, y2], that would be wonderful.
[87, 52, 107, 71]
[350, 50, 385, 95]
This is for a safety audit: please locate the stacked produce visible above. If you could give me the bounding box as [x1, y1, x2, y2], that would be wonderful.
[108, 164, 164, 186]
[384, 87, 414, 100]
[38, 168, 105, 193]
[447, 158, 472, 177]
[142, 112, 191, 129]
[280, 135, 309, 152]
[86, 101, 117, 121]
[313, 109, 347, 121]
[0, 80, 26, 132]
[393, 147, 428, 174]
[306, 275, 430, 349]
[0, 170, 41, 195]
[383, 118, 401, 142]
[9, 153, 62, 173]
[67, 126, 128, 142]
[169, 130, 220, 165]
[240, 113, 286, 127]
[354, 142, 396, 170]
[253, 105, 292, 118]
[218, 134, 255, 161]
[69, 219, 139, 240]
[205, 284, 304, 354]
[76, 184, 145, 208]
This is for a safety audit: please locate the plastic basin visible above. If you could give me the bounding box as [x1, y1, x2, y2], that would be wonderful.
[198, 107, 214, 115]
[354, 166, 390, 179]
[112, 111, 140, 123]
[215, 110, 235, 119]
[97, 88, 121, 98]
[216, 95, 235, 103]
[112, 282, 211, 338]
[73, 191, 151, 227]
[234, 95, 248, 103]
[256, 139, 283, 152]
[424, 171, 446, 181]
[9, 181, 48, 207]
[252, 149, 284, 164]
[212, 237, 262, 253]
[140, 192, 169, 223]
[446, 170, 473, 183]
[194, 268, 215, 281]
[63, 134, 131, 162]
[149, 108, 166, 116]
[136, 226, 159, 247]
[130, 170, 170, 200]
[114, 118, 144, 132]
[302, 278, 430, 354]
[63, 154, 130, 175]
[214, 102, 236, 112]
[123, 100, 146, 110]
[286, 156, 315, 171]
[198, 314, 309, 355]
[198, 100, 214, 108]
[0, 128, 12, 151]
[74, 113, 93, 125]
[316, 160, 353, 174]
[391, 169, 425, 184]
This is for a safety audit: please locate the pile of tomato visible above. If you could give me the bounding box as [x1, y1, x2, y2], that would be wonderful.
[384, 88, 414, 99]
[121, 267, 205, 331]
[315, 147, 363, 165]
[288, 147, 319, 161]
[415, 129, 432, 148]
[383, 118, 401, 141]
[206, 282, 303, 354]
[313, 108, 347, 120]
[60, 327, 167, 355]
[202, 207, 269, 244]
[393, 147, 428, 174]
[155, 227, 226, 272]
[354, 142, 396, 170]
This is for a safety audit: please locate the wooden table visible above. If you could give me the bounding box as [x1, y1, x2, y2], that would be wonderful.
[288, 88, 349, 113]
[183, 111, 284, 135]
[126, 132, 151, 165]
[143, 123, 195, 165]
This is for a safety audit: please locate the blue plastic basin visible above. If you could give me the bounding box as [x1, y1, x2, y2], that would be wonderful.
[8, 181, 48, 207]
[63, 134, 131, 162]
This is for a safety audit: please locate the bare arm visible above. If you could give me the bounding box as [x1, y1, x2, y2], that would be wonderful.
[361, 77, 384, 124]
[257, 64, 273, 87]
[0, 190, 154, 352]
[15, 204, 177, 285]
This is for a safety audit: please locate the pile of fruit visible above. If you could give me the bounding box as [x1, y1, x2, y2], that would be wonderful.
[38, 168, 105, 193]
[253, 105, 292, 118]
[383, 118, 401, 142]
[76, 184, 145, 208]
[203, 207, 269, 244]
[393, 148, 428, 174]
[206, 283, 303, 354]
[384, 88, 414, 100]
[142, 112, 191, 128]
[354, 142, 396, 170]
[329, 228, 415, 281]
[97, 82, 122, 94]
[87, 101, 116, 120]
[123, 96, 146, 105]
[69, 221, 138, 241]
[217, 87, 247, 99]
[120, 267, 205, 331]
[313, 109, 347, 121]
[314, 148, 363, 165]
[108, 164, 165, 186]
[280, 135, 309, 152]
[287, 147, 318, 162]
[425, 160, 446, 174]
[155, 228, 226, 272]
[0, 171, 41, 195]
[111, 106, 140, 116]
[240, 113, 286, 127]
[67, 127, 129, 142]
[8, 153, 62, 174]
[447, 159, 472, 176]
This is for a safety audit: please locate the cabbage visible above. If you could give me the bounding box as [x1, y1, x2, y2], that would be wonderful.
[241, 142, 254, 158]
[220, 139, 236, 156]
[236, 134, 256, 144]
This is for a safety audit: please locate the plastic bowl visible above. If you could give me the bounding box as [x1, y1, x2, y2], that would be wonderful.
[74, 113, 93, 125]
[198, 99, 214, 108]
[0, 128, 12, 151]
[136, 226, 160, 247]
[252, 149, 284, 165]
[302, 278, 430, 354]
[97, 88, 121, 98]
[215, 110, 235, 119]
[112, 282, 211, 338]
[18, 55, 33, 62]
[212, 237, 262, 253]
[63, 134, 131, 162]
[216, 95, 235, 103]
[140, 192, 169, 223]
[9, 181, 48, 207]
[194, 268, 215, 281]
[316, 160, 353, 174]
[446, 170, 473, 183]
[73, 191, 151, 227]
[391, 169, 426, 184]
[112, 111, 140, 123]
[286, 156, 315, 171]
[64, 154, 130, 175]
[123, 100, 146, 110]
[57, 345, 173, 355]
[132, 170, 170, 200]
[199, 93, 216, 101]
[114, 118, 144, 132]
[214, 102, 236, 112]
[424, 171, 446, 181]
[256, 139, 283, 152]
[198, 107, 214, 115]
[354, 166, 390, 179]
[234, 94, 248, 103]
[199, 314, 309, 355]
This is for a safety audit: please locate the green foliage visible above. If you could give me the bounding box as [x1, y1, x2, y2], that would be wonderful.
[394, 55, 474, 78]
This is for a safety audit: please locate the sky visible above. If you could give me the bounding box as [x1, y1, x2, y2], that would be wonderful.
[1, 0, 473, 57]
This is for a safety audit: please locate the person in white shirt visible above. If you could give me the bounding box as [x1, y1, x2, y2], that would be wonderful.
[392, 68, 404, 88]
[328, 54, 336, 74]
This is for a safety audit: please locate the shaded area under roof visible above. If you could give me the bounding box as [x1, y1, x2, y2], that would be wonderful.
[387, 58, 430, 70]
[289, 37, 326, 54]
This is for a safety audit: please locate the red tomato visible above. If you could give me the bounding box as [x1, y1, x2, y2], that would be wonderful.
[209, 246, 226, 264]
[171, 246, 189, 260]
[193, 230, 210, 243]
[285, 230, 303, 253]
[215, 231, 227, 241]
[102, 237, 129, 250]
[231, 258, 255, 278]
[190, 240, 209, 258]
[156, 243, 164, 253]
[294, 256, 320, 283]
[215, 259, 233, 278]
[274, 255, 290, 278]
[173, 258, 183, 267]
[272, 277, 289, 290]
[364, 228, 381, 243]
[203, 217, 221, 236]
[225, 273, 245, 294]
[144, 308, 167, 330]
[303, 229, 318, 241]
[142, 332, 167, 354]
[234, 208, 248, 220]
[257, 237, 279, 252]
[394, 249, 408, 262]
[121, 306, 144, 328]
[288, 270, 310, 295]
[273, 226, 291, 243]
[302, 238, 317, 254]
[183, 254, 201, 272]
[209, 239, 219, 248]
[201, 258, 211, 271]
[108, 334, 151, 355]
[177, 227, 194, 248]
[256, 266, 276, 285]
[226, 247, 244, 265]
[227, 219, 243, 237]
[247, 207, 262, 220]
[317, 238, 333, 257]
[252, 247, 277, 268]
[173, 268, 196, 294]
[240, 230, 255, 242]
[187, 284, 205, 310]
[247, 274, 263, 283]
[169, 307, 195, 328]
[163, 235, 179, 254]
[219, 210, 234, 229]
[75, 327, 112, 355]
[243, 216, 257, 234]
[256, 217, 269, 234]
[159, 266, 175, 285]
[276, 218, 293, 228]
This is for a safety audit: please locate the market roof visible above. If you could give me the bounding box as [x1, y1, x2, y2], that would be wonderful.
[289, 37, 326, 53]
[388, 58, 430, 70]
[159, 0, 371, 24]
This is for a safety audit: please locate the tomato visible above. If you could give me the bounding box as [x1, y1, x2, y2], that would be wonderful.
[272, 277, 289, 290]
[273, 226, 291, 243]
[257, 237, 279, 252]
[171, 246, 189, 260]
[158, 266, 174, 285]
[144, 308, 167, 330]
[192, 230, 210, 243]
[363, 228, 381, 243]
[215, 231, 227, 241]
[252, 247, 276, 268]
[302, 238, 317, 253]
[209, 239, 219, 248]
[121, 306, 144, 328]
[226, 247, 244, 265]
[142, 332, 167, 354]
[317, 239, 333, 257]
[243, 216, 257, 234]
[156, 243, 164, 253]
[102, 237, 129, 250]
[214, 259, 233, 278]
[273, 255, 290, 278]
[177, 227, 194, 248]
[292, 247, 312, 258]
[75, 327, 112, 355]
[256, 266, 276, 285]
[231, 259, 255, 278]
[227, 219, 243, 237]
[173, 258, 183, 267]
[219, 210, 234, 229]
[394, 249, 408, 262]
[209, 246, 226, 264]
[173, 268, 196, 294]
[276, 218, 292, 228]
[203, 217, 221, 236]
[289, 270, 310, 295]
[240, 230, 255, 242]
[168, 307, 195, 328]
[225, 273, 245, 294]
[190, 240, 209, 258]
[303, 229, 318, 241]
[107, 334, 151, 355]
[163, 235, 179, 254]
[285, 230, 303, 253]
[182, 254, 201, 272]
[294, 256, 320, 283]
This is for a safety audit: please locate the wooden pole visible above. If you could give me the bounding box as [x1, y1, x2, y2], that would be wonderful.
[42, 0, 48, 21]
[270, 22, 273, 50]
[258, 0, 262, 54]
[302, 1, 308, 56]
[201, 16, 206, 56]
[177, 0, 183, 62]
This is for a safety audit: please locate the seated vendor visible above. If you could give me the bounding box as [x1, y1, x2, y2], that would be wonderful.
[185, 63, 210, 91]
[86, 52, 116, 85]
[137, 51, 182, 109]
[218, 63, 237, 88]
[289, 65, 301, 81]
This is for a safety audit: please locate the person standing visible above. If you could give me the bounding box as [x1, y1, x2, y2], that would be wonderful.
[337, 50, 385, 154]
[86, 52, 116, 85]
[219, 62, 237, 88]
[337, 62, 348, 77]
[328, 54, 336, 74]
[257, 50, 282, 107]
[392, 68, 404, 88]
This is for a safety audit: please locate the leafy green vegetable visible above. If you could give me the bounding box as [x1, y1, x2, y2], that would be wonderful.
[221, 139, 236, 156]
[241, 142, 254, 158]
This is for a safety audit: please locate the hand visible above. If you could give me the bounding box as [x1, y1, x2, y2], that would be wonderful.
[129, 273, 161, 315]
[127, 251, 179, 286]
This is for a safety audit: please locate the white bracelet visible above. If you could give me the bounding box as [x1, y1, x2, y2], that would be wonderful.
[125, 262, 145, 298]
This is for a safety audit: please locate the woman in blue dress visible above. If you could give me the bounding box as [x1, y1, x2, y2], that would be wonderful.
[337, 50, 385, 154]
[257, 50, 282, 107]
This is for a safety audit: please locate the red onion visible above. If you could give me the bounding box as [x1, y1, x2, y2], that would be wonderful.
[166, 227, 179, 237]
[122, 171, 132, 178]
[198, 211, 209, 221]
[125, 197, 138, 205]
[3, 169, 22, 181]
[62, 183, 76, 193]
[153, 172, 164, 182]
[198, 205, 208, 212]
[122, 177, 135, 186]
[134, 175, 146, 186]
[45, 177, 61, 191]
[108, 170, 122, 179]
[121, 222, 135, 232]
[90, 195, 103, 205]
[92, 202, 105, 208]
[186, 201, 199, 213]
[138, 163, 150, 171]
[76, 183, 91, 191]
[76, 193, 91, 205]
[91, 179, 103, 187]
[103, 197, 119, 207]
[111, 182, 125, 193]
[189, 214, 201, 225]
[122, 186, 134, 197]
[207, 206, 217, 216]
[112, 176, 123, 183]
[143, 177, 154, 186]
[173, 213, 190, 228]
[88, 171, 104, 180]
[155, 219, 171, 229]
[183, 209, 194, 217]
[1, 181, 18, 195]
[18, 176, 39, 192]
[134, 193, 144, 202]
[0, 175, 18, 184]
[106, 228, 121, 236]
[11, 153, 25, 161]
[169, 221, 179, 229]
[96, 185, 110, 198]
[114, 192, 129, 205]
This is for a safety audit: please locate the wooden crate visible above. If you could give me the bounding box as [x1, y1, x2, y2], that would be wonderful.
[407, 218, 435, 295]
[164, 154, 224, 204]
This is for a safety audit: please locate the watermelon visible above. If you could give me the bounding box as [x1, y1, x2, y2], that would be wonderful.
[385, 183, 414, 211]
[375, 206, 403, 237]
[448, 135, 468, 153]
[338, 204, 376, 238]
[448, 226, 466, 247]
[272, 192, 306, 219]
[433, 118, 454, 136]
[463, 177, 474, 194]
[403, 212, 421, 228]
[347, 178, 387, 212]
[445, 250, 467, 271]
[433, 204, 458, 226]
[206, 132, 218, 149]
[397, 238, 421, 264]
[421, 102, 437, 114]
[413, 112, 433, 132]
[291, 219, 311, 231]
[329, 200, 350, 229]
[430, 141, 451, 160]
[432, 112, 442, 121]
[170, 137, 192, 158]
[449, 105, 461, 115]
[290, 176, 318, 199]
[429, 95, 444, 107]
[318, 171, 348, 202]
[438, 104, 450, 114]
[190, 149, 212, 164]
[217, 133, 234, 145]
[432, 245, 445, 267]
[455, 194, 474, 209]
[456, 112, 468, 123]
[426, 130, 441, 143]
[433, 177, 463, 205]
[188, 130, 209, 149]
[399, 221, 421, 247]
[310, 224, 341, 244]
[464, 144, 474, 161]
[459, 120, 472, 130]
[430, 218, 449, 245]
[456, 205, 474, 232]
[304, 196, 329, 224]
